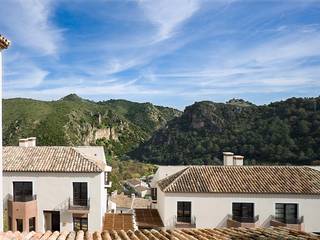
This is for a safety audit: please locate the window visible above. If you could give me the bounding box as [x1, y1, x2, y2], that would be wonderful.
[8, 217, 12, 231]
[151, 188, 157, 201]
[232, 203, 254, 222]
[16, 219, 23, 232]
[73, 217, 88, 231]
[73, 182, 88, 206]
[13, 182, 33, 202]
[177, 202, 191, 223]
[275, 203, 298, 224]
[29, 217, 36, 231]
[104, 172, 111, 185]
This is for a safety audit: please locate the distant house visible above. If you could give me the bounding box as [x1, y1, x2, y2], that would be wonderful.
[2, 138, 112, 232]
[135, 186, 150, 198]
[125, 178, 148, 189]
[109, 192, 151, 213]
[151, 152, 320, 233]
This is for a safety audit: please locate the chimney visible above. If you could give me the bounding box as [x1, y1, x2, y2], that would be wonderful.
[19, 137, 36, 147]
[27, 137, 36, 147]
[19, 138, 29, 147]
[223, 152, 234, 165]
[233, 155, 244, 166]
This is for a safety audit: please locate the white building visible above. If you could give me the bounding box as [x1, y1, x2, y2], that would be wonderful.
[2, 138, 112, 232]
[151, 153, 320, 233]
[0, 34, 10, 231]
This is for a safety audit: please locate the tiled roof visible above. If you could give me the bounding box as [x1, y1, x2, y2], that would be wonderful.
[0, 34, 10, 49]
[135, 209, 164, 228]
[1, 227, 319, 240]
[103, 213, 134, 231]
[158, 166, 320, 194]
[111, 193, 151, 209]
[3, 146, 105, 173]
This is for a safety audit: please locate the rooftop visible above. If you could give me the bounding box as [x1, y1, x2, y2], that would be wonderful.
[3, 146, 106, 173]
[1, 227, 319, 240]
[158, 165, 320, 194]
[110, 193, 151, 209]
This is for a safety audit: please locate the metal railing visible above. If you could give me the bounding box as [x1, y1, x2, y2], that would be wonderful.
[228, 214, 259, 223]
[68, 197, 90, 210]
[271, 215, 304, 225]
[9, 194, 37, 202]
[174, 215, 196, 227]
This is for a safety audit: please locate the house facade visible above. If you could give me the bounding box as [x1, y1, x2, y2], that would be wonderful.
[2, 138, 112, 232]
[152, 153, 320, 233]
[0, 34, 10, 231]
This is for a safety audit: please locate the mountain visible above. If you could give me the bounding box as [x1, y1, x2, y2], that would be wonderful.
[3, 94, 181, 157]
[130, 97, 320, 165]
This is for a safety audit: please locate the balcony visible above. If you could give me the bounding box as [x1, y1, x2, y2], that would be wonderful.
[68, 198, 90, 214]
[175, 216, 196, 228]
[270, 215, 304, 231]
[8, 194, 38, 231]
[227, 214, 259, 228]
[9, 194, 37, 202]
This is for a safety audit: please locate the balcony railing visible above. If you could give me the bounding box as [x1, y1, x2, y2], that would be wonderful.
[228, 214, 259, 223]
[271, 215, 304, 225]
[9, 194, 37, 202]
[68, 198, 90, 211]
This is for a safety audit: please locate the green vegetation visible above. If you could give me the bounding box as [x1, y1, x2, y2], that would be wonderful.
[108, 158, 157, 192]
[131, 97, 320, 165]
[3, 94, 181, 157]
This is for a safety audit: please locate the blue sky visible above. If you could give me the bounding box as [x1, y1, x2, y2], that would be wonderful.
[1, 0, 320, 109]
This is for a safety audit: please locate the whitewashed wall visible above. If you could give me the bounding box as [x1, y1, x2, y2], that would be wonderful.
[0, 50, 3, 231]
[3, 172, 106, 232]
[157, 188, 320, 233]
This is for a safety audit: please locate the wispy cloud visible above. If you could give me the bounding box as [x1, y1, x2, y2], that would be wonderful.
[138, 0, 200, 41]
[0, 0, 62, 55]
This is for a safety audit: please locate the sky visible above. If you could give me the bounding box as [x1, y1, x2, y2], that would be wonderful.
[1, 0, 320, 109]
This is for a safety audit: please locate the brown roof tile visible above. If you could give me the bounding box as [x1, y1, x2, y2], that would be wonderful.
[0, 34, 10, 49]
[0, 227, 319, 240]
[3, 146, 105, 173]
[158, 166, 320, 194]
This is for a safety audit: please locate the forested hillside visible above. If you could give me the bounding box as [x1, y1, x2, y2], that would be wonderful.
[3, 94, 181, 157]
[130, 97, 320, 165]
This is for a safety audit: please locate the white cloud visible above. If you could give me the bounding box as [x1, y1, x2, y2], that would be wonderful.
[4, 63, 48, 89]
[0, 0, 62, 55]
[138, 0, 200, 41]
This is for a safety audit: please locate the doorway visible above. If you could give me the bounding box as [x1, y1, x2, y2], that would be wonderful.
[44, 211, 60, 231]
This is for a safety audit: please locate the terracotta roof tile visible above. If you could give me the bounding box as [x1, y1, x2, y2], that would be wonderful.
[158, 166, 320, 194]
[0, 34, 10, 49]
[0, 227, 319, 240]
[3, 146, 105, 173]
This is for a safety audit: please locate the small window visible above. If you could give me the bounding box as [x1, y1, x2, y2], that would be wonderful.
[275, 203, 298, 224]
[73, 217, 88, 231]
[16, 219, 23, 232]
[151, 188, 157, 201]
[177, 201, 191, 223]
[232, 203, 254, 222]
[29, 217, 36, 231]
[8, 216, 12, 231]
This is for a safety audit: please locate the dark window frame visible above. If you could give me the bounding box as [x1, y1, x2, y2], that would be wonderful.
[73, 182, 88, 206]
[275, 203, 299, 224]
[177, 201, 192, 223]
[13, 181, 33, 202]
[29, 217, 36, 231]
[232, 202, 255, 223]
[151, 188, 157, 201]
[73, 217, 88, 231]
[16, 219, 23, 232]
